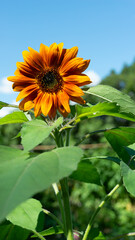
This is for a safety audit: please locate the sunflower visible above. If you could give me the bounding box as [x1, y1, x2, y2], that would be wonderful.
[8, 43, 91, 118]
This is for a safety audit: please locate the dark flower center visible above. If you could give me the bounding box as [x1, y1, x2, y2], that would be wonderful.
[37, 69, 63, 93]
[42, 71, 58, 89]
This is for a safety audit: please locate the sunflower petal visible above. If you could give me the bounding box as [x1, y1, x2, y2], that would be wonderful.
[63, 74, 91, 86]
[41, 93, 53, 116]
[19, 96, 35, 111]
[60, 47, 78, 69]
[70, 96, 86, 105]
[60, 58, 90, 76]
[40, 43, 49, 65]
[64, 83, 84, 97]
[57, 91, 70, 113]
[34, 92, 43, 117]
[16, 84, 38, 101]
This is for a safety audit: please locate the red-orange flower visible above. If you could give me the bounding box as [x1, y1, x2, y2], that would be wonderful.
[8, 43, 91, 118]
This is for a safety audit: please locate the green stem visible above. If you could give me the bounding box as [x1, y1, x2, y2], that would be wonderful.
[32, 230, 46, 240]
[43, 208, 63, 229]
[60, 178, 74, 240]
[52, 183, 66, 234]
[66, 129, 70, 146]
[109, 232, 135, 240]
[82, 184, 120, 240]
[74, 129, 107, 146]
[59, 117, 76, 132]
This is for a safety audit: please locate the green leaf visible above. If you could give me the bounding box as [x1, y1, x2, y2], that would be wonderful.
[88, 227, 106, 240]
[86, 84, 135, 115]
[0, 220, 30, 240]
[7, 198, 42, 231]
[104, 127, 135, 166]
[121, 161, 135, 197]
[21, 117, 63, 151]
[0, 111, 28, 125]
[0, 146, 83, 222]
[0, 145, 30, 163]
[0, 101, 9, 109]
[76, 102, 135, 123]
[70, 160, 101, 185]
[31, 225, 63, 238]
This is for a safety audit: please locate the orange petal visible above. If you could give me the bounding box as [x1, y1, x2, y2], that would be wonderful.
[70, 96, 86, 105]
[60, 47, 78, 69]
[8, 75, 36, 83]
[19, 96, 35, 111]
[13, 80, 35, 92]
[40, 43, 49, 65]
[64, 83, 84, 97]
[28, 47, 44, 69]
[16, 62, 37, 78]
[22, 50, 44, 71]
[48, 43, 62, 67]
[34, 92, 43, 117]
[48, 107, 57, 119]
[57, 91, 70, 113]
[63, 74, 91, 87]
[41, 93, 53, 116]
[60, 58, 90, 76]
[58, 104, 69, 117]
[16, 84, 38, 101]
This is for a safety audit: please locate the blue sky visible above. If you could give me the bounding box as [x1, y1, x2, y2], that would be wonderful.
[0, 0, 135, 115]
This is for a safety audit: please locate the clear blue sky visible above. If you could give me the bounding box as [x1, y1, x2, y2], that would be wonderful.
[0, 0, 135, 106]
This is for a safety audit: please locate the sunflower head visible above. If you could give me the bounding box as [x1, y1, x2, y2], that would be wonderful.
[8, 43, 91, 118]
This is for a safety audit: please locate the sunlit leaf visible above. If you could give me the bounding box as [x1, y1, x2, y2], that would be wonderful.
[0, 146, 83, 222]
[76, 102, 135, 123]
[21, 117, 63, 151]
[86, 84, 135, 115]
[7, 198, 42, 231]
[0, 111, 28, 125]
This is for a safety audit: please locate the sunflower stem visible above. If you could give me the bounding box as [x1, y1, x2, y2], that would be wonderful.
[60, 129, 74, 240]
[53, 128, 73, 240]
[60, 178, 74, 240]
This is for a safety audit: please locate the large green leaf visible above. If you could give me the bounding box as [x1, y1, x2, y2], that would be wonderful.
[7, 198, 42, 232]
[21, 117, 63, 151]
[86, 85, 135, 115]
[0, 220, 30, 240]
[76, 102, 135, 122]
[70, 160, 101, 185]
[32, 225, 63, 238]
[0, 145, 30, 163]
[0, 111, 28, 125]
[0, 146, 83, 222]
[104, 127, 135, 166]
